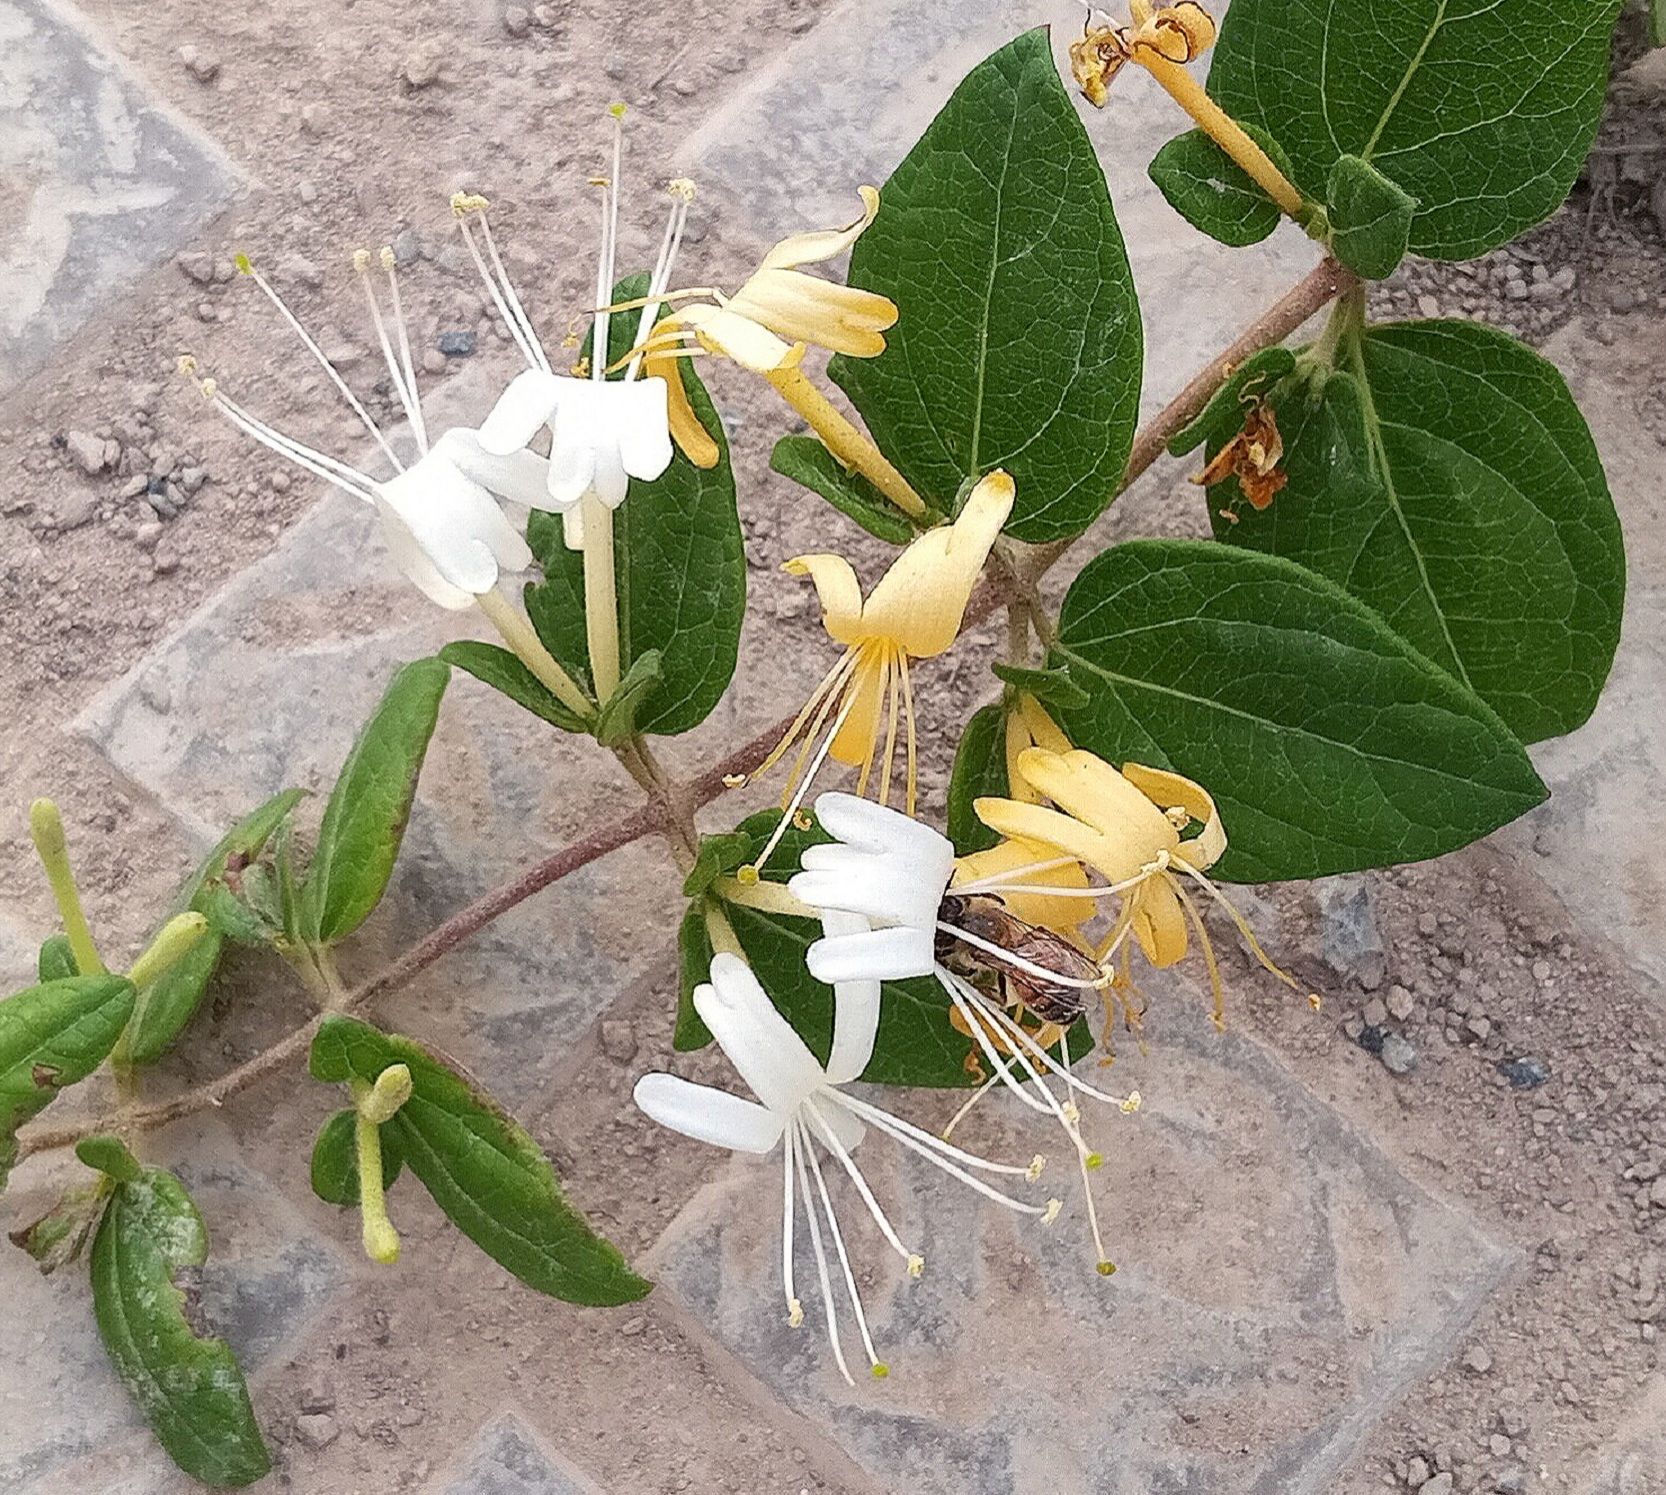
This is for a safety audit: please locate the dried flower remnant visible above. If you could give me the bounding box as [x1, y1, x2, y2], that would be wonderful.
[1193, 396, 1288, 518]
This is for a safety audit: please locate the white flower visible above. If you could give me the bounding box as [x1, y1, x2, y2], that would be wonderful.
[634, 951, 1047, 1384]
[191, 250, 546, 610]
[787, 793, 1139, 1275]
[451, 128, 691, 536]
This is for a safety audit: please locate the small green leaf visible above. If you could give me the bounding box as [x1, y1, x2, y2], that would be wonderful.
[1211, 320, 1624, 743]
[527, 275, 745, 737]
[76, 1133, 143, 1183]
[989, 661, 1088, 712]
[90, 1167, 271, 1486]
[8, 1180, 108, 1273]
[673, 903, 715, 1052]
[1052, 539, 1548, 881]
[946, 703, 1010, 855]
[37, 935, 77, 983]
[439, 640, 590, 733]
[681, 832, 754, 901]
[1, 976, 136, 1191]
[128, 787, 307, 1066]
[196, 884, 271, 946]
[594, 649, 664, 748]
[1209, 0, 1622, 259]
[769, 436, 915, 544]
[831, 28, 1143, 543]
[310, 1108, 404, 1205]
[309, 1017, 650, 1305]
[301, 658, 451, 945]
[1326, 154, 1416, 279]
[1167, 346, 1298, 457]
[1149, 123, 1298, 247]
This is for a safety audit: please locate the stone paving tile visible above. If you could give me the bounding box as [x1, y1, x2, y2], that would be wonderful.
[433, 1414, 606, 1495]
[685, 0, 1319, 416]
[0, 0, 239, 392]
[1494, 325, 1666, 1003]
[652, 987, 1514, 1495]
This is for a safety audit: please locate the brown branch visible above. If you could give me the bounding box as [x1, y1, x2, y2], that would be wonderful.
[15, 256, 1356, 1161]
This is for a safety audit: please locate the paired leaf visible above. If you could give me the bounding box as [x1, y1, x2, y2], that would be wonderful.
[831, 27, 1143, 543]
[440, 640, 589, 733]
[673, 902, 716, 1052]
[310, 1017, 650, 1305]
[300, 659, 450, 945]
[769, 436, 915, 544]
[90, 1167, 270, 1486]
[594, 649, 665, 748]
[76, 1133, 143, 1183]
[1210, 320, 1624, 743]
[1148, 123, 1297, 247]
[527, 275, 745, 737]
[310, 1108, 404, 1206]
[1051, 539, 1548, 881]
[1208, 0, 1622, 259]
[1326, 155, 1416, 279]
[1, 976, 136, 1190]
[946, 703, 1010, 854]
[128, 788, 306, 1065]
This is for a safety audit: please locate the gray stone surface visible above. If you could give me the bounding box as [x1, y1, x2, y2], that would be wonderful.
[1574, 1376, 1666, 1494]
[436, 1415, 603, 1495]
[0, 0, 239, 390]
[685, 0, 1319, 416]
[652, 990, 1513, 1495]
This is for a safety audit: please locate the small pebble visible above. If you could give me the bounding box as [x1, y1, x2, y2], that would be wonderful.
[1497, 1056, 1549, 1090]
[294, 1412, 339, 1450]
[503, 4, 531, 35]
[178, 43, 221, 83]
[437, 330, 477, 357]
[1463, 1343, 1493, 1375]
[1380, 1032, 1419, 1076]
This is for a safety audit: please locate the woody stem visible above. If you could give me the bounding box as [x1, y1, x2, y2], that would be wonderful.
[765, 365, 927, 520]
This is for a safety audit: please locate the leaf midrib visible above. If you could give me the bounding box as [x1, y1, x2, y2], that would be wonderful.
[967, 85, 1024, 473]
[1359, 0, 1449, 162]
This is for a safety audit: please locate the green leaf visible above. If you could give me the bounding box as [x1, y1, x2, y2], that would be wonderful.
[128, 787, 307, 1065]
[1148, 123, 1298, 247]
[90, 1166, 270, 1486]
[301, 658, 450, 945]
[769, 436, 915, 544]
[1211, 320, 1624, 743]
[594, 648, 664, 748]
[196, 884, 271, 946]
[527, 275, 744, 737]
[1051, 539, 1548, 881]
[309, 1017, 650, 1304]
[947, 703, 1010, 855]
[989, 661, 1087, 712]
[76, 1133, 143, 1182]
[9, 1179, 109, 1273]
[440, 640, 590, 733]
[1208, 0, 1622, 260]
[1326, 154, 1416, 279]
[673, 902, 716, 1052]
[1168, 347, 1298, 456]
[830, 27, 1143, 543]
[1, 976, 136, 1190]
[38, 935, 77, 983]
[310, 1108, 404, 1206]
[681, 833, 754, 901]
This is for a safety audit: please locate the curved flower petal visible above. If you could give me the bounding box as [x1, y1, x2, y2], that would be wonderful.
[813, 792, 957, 866]
[952, 836, 1093, 931]
[616, 376, 675, 481]
[694, 953, 828, 1115]
[477, 368, 566, 455]
[436, 429, 553, 511]
[1120, 761, 1225, 871]
[973, 797, 1152, 887]
[1016, 748, 1178, 854]
[827, 654, 887, 767]
[728, 270, 896, 359]
[806, 925, 935, 984]
[678, 303, 799, 372]
[1131, 876, 1188, 967]
[378, 454, 533, 599]
[785, 554, 865, 646]
[633, 1072, 786, 1153]
[822, 909, 880, 1086]
[644, 335, 719, 469]
[758, 186, 882, 271]
[372, 496, 476, 610]
[858, 470, 1015, 657]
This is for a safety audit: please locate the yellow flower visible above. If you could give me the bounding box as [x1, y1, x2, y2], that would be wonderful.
[1069, 2, 1217, 107]
[638, 189, 898, 467]
[741, 471, 1014, 871]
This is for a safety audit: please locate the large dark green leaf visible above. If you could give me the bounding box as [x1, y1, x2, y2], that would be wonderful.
[300, 659, 450, 944]
[1210, 320, 1623, 743]
[673, 902, 716, 1052]
[527, 275, 744, 737]
[1052, 540, 1547, 881]
[1, 976, 135, 1190]
[129, 788, 305, 1065]
[831, 27, 1142, 543]
[440, 640, 589, 733]
[947, 703, 1009, 854]
[769, 436, 915, 544]
[1148, 123, 1297, 247]
[309, 1017, 649, 1305]
[1208, 0, 1622, 260]
[90, 1167, 271, 1487]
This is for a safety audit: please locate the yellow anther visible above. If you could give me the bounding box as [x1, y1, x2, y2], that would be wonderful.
[871, 1363, 890, 1380]
[177, 354, 198, 376]
[352, 247, 372, 274]
[792, 810, 813, 831]
[1307, 992, 1323, 1012]
[587, 175, 610, 188]
[735, 865, 761, 887]
[570, 355, 590, 378]
[234, 252, 253, 275]
[1097, 1259, 1118, 1277]
[1026, 1155, 1045, 1182]
[906, 1254, 924, 1279]
[722, 773, 747, 789]
[1062, 1100, 1081, 1126]
[450, 191, 490, 216]
[1085, 1152, 1104, 1171]
[667, 176, 696, 201]
[608, 101, 628, 120]
[1121, 1091, 1142, 1114]
[198, 377, 218, 401]
[1041, 1199, 1063, 1226]
[379, 246, 396, 271]
[787, 1298, 804, 1328]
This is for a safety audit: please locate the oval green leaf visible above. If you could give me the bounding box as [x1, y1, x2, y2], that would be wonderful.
[1149, 122, 1297, 247]
[440, 640, 590, 733]
[769, 435, 916, 545]
[310, 1107, 404, 1205]
[946, 703, 1009, 854]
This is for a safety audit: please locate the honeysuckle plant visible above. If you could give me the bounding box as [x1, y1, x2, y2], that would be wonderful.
[2, 3, 1631, 1483]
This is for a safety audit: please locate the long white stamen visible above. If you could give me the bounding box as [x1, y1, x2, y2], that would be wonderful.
[358, 253, 425, 455]
[591, 114, 625, 386]
[826, 1090, 1038, 1180]
[750, 682, 862, 875]
[936, 923, 1108, 991]
[476, 211, 553, 375]
[803, 1099, 918, 1270]
[958, 972, 1137, 1108]
[940, 1072, 1002, 1142]
[456, 213, 547, 373]
[1057, 1023, 1114, 1273]
[939, 975, 1055, 1117]
[204, 390, 379, 504]
[244, 262, 403, 473]
[782, 1125, 802, 1327]
[625, 185, 692, 381]
[802, 1126, 884, 1375]
[383, 254, 428, 452]
[793, 1124, 854, 1386]
[954, 981, 1094, 1159]
[955, 856, 1088, 895]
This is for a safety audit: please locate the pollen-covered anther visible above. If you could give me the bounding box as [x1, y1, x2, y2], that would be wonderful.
[788, 1298, 805, 1328]
[1097, 1259, 1118, 1277]
[735, 864, 761, 887]
[1026, 1154, 1046, 1182]
[722, 773, 747, 789]
[1084, 1151, 1104, 1171]
[1041, 1198, 1063, 1226]
[792, 810, 814, 831]
[667, 176, 697, 202]
[1121, 1091, 1142, 1115]
[233, 252, 253, 275]
[871, 1363, 890, 1380]
[176, 354, 198, 377]
[1307, 993, 1323, 1012]
[197, 376, 218, 401]
[352, 247, 372, 274]
[906, 1254, 924, 1279]
[1062, 1100, 1082, 1126]
[379, 245, 397, 271]
[450, 191, 490, 217]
